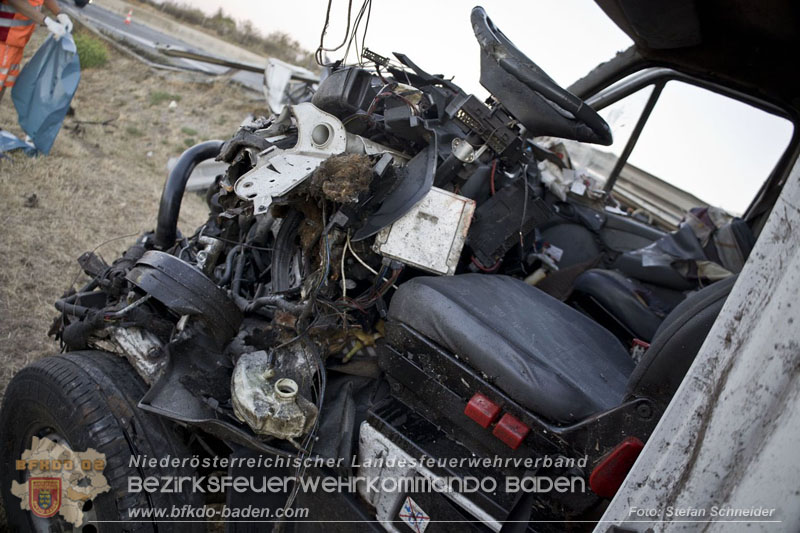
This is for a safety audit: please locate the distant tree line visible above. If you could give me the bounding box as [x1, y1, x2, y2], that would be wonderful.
[132, 0, 317, 70]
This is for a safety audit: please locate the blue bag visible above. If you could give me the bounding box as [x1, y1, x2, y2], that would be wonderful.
[11, 34, 81, 155]
[0, 129, 36, 157]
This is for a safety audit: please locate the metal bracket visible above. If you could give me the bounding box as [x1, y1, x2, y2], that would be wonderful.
[451, 137, 488, 164]
[233, 102, 348, 214]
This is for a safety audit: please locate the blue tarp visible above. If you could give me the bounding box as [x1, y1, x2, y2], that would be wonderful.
[0, 129, 37, 157]
[11, 34, 81, 155]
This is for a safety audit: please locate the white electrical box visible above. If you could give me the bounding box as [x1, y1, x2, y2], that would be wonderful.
[373, 187, 475, 275]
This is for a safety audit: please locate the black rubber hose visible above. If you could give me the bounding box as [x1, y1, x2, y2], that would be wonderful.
[232, 248, 247, 298]
[54, 300, 91, 318]
[246, 295, 306, 314]
[154, 140, 225, 250]
[218, 245, 242, 286]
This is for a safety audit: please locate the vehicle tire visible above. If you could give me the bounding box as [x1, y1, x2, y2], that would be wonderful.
[0, 351, 204, 532]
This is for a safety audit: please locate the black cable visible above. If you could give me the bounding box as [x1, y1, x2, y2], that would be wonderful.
[217, 245, 242, 286]
[246, 295, 305, 314]
[519, 163, 530, 273]
[54, 300, 91, 318]
[343, 0, 370, 63]
[283, 334, 326, 511]
[360, 0, 371, 59]
[316, 0, 354, 65]
[232, 248, 247, 298]
[212, 234, 273, 252]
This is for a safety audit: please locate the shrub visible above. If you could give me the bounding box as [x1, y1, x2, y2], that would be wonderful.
[73, 31, 109, 69]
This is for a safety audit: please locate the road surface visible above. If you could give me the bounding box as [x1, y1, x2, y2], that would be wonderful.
[64, 2, 263, 92]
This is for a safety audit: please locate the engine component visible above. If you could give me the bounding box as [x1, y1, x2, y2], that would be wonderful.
[95, 326, 165, 385]
[196, 236, 224, 275]
[311, 67, 378, 119]
[231, 350, 318, 440]
[384, 102, 424, 143]
[468, 178, 554, 266]
[447, 94, 523, 164]
[373, 187, 475, 276]
[233, 103, 349, 214]
[451, 137, 488, 164]
[232, 103, 407, 218]
[154, 140, 224, 250]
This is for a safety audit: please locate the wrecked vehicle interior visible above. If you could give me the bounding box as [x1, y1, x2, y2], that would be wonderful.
[2, 1, 799, 531]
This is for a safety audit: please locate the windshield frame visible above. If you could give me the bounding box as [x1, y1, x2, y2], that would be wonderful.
[578, 67, 799, 220]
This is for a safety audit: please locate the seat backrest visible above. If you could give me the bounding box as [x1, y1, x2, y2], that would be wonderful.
[708, 218, 756, 273]
[625, 275, 738, 408]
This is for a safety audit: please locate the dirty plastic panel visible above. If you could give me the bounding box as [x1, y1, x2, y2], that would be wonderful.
[373, 187, 475, 276]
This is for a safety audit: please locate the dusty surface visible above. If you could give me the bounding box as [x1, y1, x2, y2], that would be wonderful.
[0, 29, 263, 408]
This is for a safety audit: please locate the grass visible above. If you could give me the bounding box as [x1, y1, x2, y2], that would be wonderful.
[183, 137, 195, 147]
[73, 31, 109, 69]
[0, 22, 264, 530]
[180, 126, 198, 136]
[0, 28, 260, 414]
[149, 90, 182, 106]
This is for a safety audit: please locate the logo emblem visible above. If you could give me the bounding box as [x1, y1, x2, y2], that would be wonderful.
[29, 478, 62, 518]
[12, 437, 110, 525]
[399, 496, 430, 533]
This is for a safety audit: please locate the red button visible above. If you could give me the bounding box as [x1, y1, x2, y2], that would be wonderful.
[464, 393, 501, 428]
[589, 437, 645, 498]
[492, 413, 530, 449]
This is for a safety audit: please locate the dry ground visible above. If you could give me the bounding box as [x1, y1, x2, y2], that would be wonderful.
[0, 14, 268, 527]
[0, 29, 265, 404]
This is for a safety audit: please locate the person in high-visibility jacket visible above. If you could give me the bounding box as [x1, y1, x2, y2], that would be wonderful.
[0, 0, 71, 103]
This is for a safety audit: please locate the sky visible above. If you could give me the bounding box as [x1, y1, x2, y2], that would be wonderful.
[184, 0, 794, 214]
[623, 82, 793, 214]
[188, 0, 633, 93]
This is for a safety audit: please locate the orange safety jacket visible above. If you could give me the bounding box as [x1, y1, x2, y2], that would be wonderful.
[0, 0, 43, 48]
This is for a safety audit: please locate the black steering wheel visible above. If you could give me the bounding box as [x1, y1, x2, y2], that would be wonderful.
[471, 6, 613, 146]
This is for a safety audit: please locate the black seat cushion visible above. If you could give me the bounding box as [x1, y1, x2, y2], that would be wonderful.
[626, 275, 737, 407]
[572, 269, 682, 342]
[388, 274, 635, 423]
